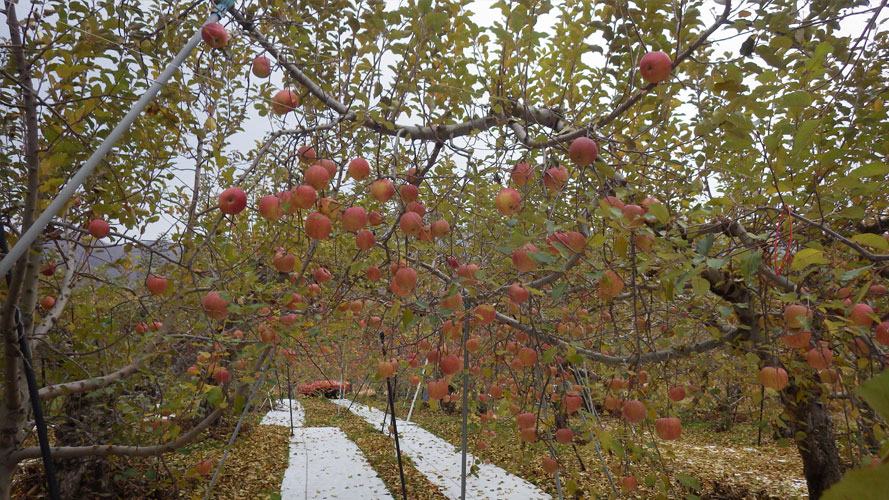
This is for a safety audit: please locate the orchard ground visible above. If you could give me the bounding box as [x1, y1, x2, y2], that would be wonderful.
[15, 391, 814, 499]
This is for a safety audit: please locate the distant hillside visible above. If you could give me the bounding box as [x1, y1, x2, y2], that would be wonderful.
[72, 240, 180, 280]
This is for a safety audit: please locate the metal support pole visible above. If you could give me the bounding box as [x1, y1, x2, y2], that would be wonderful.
[286, 361, 294, 435]
[405, 359, 427, 423]
[460, 296, 471, 500]
[0, 10, 224, 278]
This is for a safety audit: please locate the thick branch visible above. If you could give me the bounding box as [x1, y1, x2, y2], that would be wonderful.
[37, 356, 148, 401]
[6, 407, 224, 463]
[34, 241, 77, 339]
[232, 0, 731, 148]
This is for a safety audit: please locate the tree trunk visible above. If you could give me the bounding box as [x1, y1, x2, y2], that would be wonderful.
[784, 386, 844, 499]
[0, 462, 12, 500]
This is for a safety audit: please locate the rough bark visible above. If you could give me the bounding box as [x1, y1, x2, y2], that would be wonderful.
[782, 385, 844, 499]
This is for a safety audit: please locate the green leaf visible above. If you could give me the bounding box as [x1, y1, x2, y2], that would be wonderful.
[840, 265, 872, 282]
[691, 276, 709, 296]
[425, 12, 448, 31]
[696, 234, 714, 256]
[401, 309, 414, 330]
[782, 90, 813, 109]
[740, 250, 762, 284]
[791, 248, 828, 270]
[706, 257, 727, 270]
[206, 386, 223, 408]
[850, 163, 889, 178]
[529, 251, 556, 264]
[823, 463, 889, 500]
[676, 473, 701, 492]
[551, 283, 568, 301]
[858, 370, 889, 420]
[851, 233, 889, 251]
[791, 119, 819, 157]
[647, 202, 670, 225]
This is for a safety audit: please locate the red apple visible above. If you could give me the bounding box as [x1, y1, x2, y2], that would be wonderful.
[273, 250, 295, 272]
[318, 197, 341, 219]
[146, 275, 168, 295]
[655, 417, 681, 440]
[297, 145, 316, 164]
[202, 291, 230, 320]
[400, 184, 420, 203]
[196, 459, 213, 476]
[639, 51, 672, 84]
[621, 400, 646, 423]
[806, 345, 833, 369]
[366, 266, 382, 281]
[555, 427, 573, 444]
[599, 196, 624, 210]
[516, 412, 535, 428]
[518, 347, 537, 367]
[875, 321, 889, 346]
[201, 23, 228, 49]
[370, 179, 395, 202]
[356, 230, 376, 250]
[621, 204, 646, 228]
[394, 267, 418, 291]
[271, 89, 299, 115]
[634, 233, 654, 253]
[428, 379, 448, 400]
[292, 185, 316, 209]
[348, 158, 370, 180]
[88, 219, 110, 238]
[399, 212, 423, 237]
[341, 206, 367, 232]
[406, 201, 426, 216]
[598, 270, 624, 301]
[568, 137, 598, 167]
[315, 267, 333, 283]
[218, 187, 247, 215]
[783, 304, 812, 330]
[213, 369, 230, 384]
[377, 360, 396, 378]
[40, 263, 56, 276]
[849, 303, 875, 328]
[305, 212, 332, 240]
[318, 158, 337, 179]
[543, 165, 569, 192]
[39, 296, 55, 310]
[439, 354, 461, 375]
[512, 243, 539, 272]
[759, 366, 789, 390]
[621, 476, 638, 492]
[251, 56, 271, 77]
[542, 457, 558, 474]
[431, 219, 450, 238]
[511, 162, 533, 187]
[509, 282, 529, 303]
[547, 231, 586, 254]
[494, 188, 521, 216]
[305, 164, 330, 190]
[258, 195, 282, 221]
[369, 211, 384, 225]
[668, 386, 686, 402]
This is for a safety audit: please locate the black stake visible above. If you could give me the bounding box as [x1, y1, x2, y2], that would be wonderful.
[379, 329, 408, 500]
[16, 307, 61, 500]
[2, 225, 60, 500]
